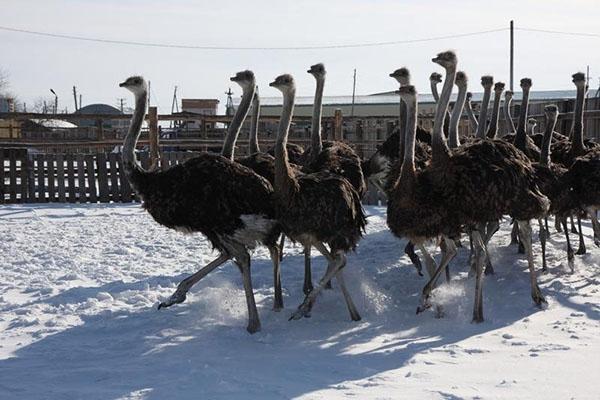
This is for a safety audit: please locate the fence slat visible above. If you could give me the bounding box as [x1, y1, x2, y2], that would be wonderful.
[46, 154, 56, 202]
[19, 151, 28, 202]
[96, 153, 110, 202]
[35, 154, 45, 203]
[108, 153, 120, 202]
[27, 155, 35, 202]
[77, 154, 86, 202]
[9, 150, 17, 202]
[66, 154, 77, 203]
[0, 150, 5, 204]
[56, 154, 66, 202]
[85, 154, 98, 203]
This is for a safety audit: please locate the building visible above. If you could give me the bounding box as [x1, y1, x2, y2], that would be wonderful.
[181, 99, 220, 130]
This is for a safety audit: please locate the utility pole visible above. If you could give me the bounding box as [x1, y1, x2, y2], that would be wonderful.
[117, 98, 125, 112]
[586, 65, 590, 100]
[225, 88, 234, 117]
[50, 88, 58, 114]
[79, 94, 82, 109]
[170, 85, 179, 129]
[351, 69, 357, 118]
[72, 86, 78, 111]
[510, 20, 514, 92]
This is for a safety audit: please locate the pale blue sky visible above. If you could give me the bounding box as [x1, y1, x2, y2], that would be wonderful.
[1, 0, 599, 113]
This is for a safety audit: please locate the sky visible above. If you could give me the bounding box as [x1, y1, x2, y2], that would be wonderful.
[1, 0, 599, 113]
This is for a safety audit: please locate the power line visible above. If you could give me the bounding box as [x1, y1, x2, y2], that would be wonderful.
[516, 27, 600, 38]
[0, 25, 507, 50]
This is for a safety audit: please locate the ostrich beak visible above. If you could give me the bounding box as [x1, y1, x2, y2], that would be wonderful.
[432, 57, 439, 63]
[230, 76, 239, 82]
[119, 82, 127, 87]
[269, 81, 277, 87]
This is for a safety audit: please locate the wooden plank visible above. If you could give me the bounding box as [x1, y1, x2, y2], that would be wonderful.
[76, 154, 86, 202]
[35, 154, 45, 203]
[27, 155, 35, 203]
[85, 154, 98, 203]
[66, 154, 77, 203]
[0, 150, 5, 204]
[8, 150, 17, 202]
[46, 154, 56, 202]
[118, 154, 132, 203]
[96, 153, 110, 203]
[108, 152, 120, 202]
[56, 154, 66, 202]
[19, 151, 28, 203]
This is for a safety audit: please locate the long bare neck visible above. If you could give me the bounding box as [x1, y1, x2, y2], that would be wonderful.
[310, 76, 325, 159]
[449, 84, 467, 148]
[540, 114, 557, 166]
[572, 84, 586, 151]
[274, 88, 297, 202]
[515, 87, 530, 150]
[249, 92, 260, 153]
[476, 86, 492, 139]
[222, 85, 255, 160]
[486, 91, 502, 139]
[122, 89, 148, 182]
[432, 68, 455, 165]
[465, 96, 478, 132]
[503, 95, 515, 133]
[398, 93, 407, 158]
[398, 96, 417, 187]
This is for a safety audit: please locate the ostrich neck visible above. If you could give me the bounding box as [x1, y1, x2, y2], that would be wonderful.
[465, 99, 478, 132]
[572, 84, 586, 151]
[431, 66, 455, 165]
[504, 97, 515, 133]
[274, 88, 297, 203]
[222, 85, 255, 160]
[515, 87, 530, 150]
[486, 91, 502, 139]
[540, 115, 557, 166]
[430, 81, 440, 102]
[476, 87, 491, 139]
[310, 77, 325, 160]
[249, 94, 260, 154]
[122, 90, 148, 183]
[449, 84, 467, 148]
[398, 96, 407, 158]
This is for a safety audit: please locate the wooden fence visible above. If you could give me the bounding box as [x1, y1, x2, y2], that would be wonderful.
[0, 148, 198, 204]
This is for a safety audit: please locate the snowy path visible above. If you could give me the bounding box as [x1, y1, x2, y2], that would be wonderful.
[0, 204, 599, 399]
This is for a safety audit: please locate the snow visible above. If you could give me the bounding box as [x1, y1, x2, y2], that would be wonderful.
[0, 203, 599, 399]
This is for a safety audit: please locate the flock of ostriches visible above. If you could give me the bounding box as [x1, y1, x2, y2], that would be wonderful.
[118, 50, 600, 333]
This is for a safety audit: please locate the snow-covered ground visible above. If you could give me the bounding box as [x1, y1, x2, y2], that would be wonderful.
[0, 204, 599, 399]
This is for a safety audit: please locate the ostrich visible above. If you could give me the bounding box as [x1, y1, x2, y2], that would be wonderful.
[298, 63, 367, 294]
[391, 51, 548, 322]
[526, 118, 538, 136]
[430, 72, 450, 133]
[502, 78, 541, 161]
[120, 74, 282, 334]
[503, 90, 516, 134]
[448, 71, 469, 149]
[269, 73, 366, 321]
[486, 82, 505, 139]
[475, 76, 493, 139]
[464, 92, 479, 133]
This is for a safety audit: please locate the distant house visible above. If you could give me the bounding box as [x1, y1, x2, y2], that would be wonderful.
[74, 103, 128, 130]
[181, 99, 219, 130]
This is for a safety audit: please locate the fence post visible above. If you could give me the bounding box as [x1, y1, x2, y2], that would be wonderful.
[148, 106, 160, 171]
[334, 109, 343, 141]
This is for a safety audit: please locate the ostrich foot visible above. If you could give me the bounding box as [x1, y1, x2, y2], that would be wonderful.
[416, 295, 432, 315]
[576, 243, 587, 255]
[289, 302, 312, 320]
[532, 287, 547, 307]
[158, 288, 187, 309]
[247, 320, 261, 334]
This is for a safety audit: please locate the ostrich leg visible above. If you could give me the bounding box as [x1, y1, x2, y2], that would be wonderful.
[416, 243, 437, 279]
[269, 245, 283, 311]
[303, 246, 314, 295]
[334, 257, 361, 321]
[510, 222, 519, 245]
[235, 252, 261, 334]
[544, 217, 550, 238]
[416, 237, 457, 314]
[587, 207, 600, 247]
[562, 219, 575, 272]
[158, 254, 229, 309]
[483, 220, 499, 275]
[405, 241, 424, 276]
[570, 216, 578, 234]
[471, 225, 487, 323]
[555, 216, 563, 233]
[517, 220, 546, 307]
[278, 235, 285, 261]
[539, 218, 548, 273]
[576, 216, 587, 255]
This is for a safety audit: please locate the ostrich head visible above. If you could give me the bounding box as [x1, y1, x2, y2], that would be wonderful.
[504, 90, 513, 101]
[544, 104, 558, 118]
[119, 76, 147, 96]
[527, 118, 537, 131]
[466, 91, 473, 101]
[481, 75, 494, 89]
[307, 63, 326, 79]
[432, 50, 457, 69]
[455, 71, 468, 89]
[270, 74, 295, 94]
[520, 78, 532, 90]
[230, 70, 256, 91]
[429, 72, 443, 84]
[390, 67, 410, 86]
[396, 85, 417, 103]
[572, 72, 586, 87]
[494, 82, 505, 94]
